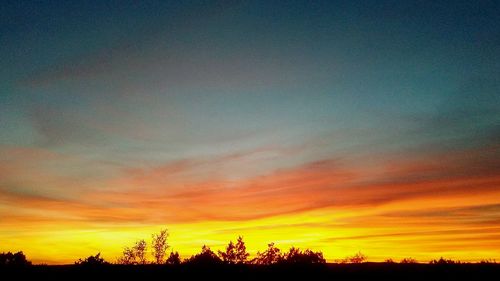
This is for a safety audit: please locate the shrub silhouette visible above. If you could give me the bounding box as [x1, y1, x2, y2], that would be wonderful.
[184, 245, 222, 265]
[75, 253, 109, 266]
[218, 236, 249, 264]
[430, 257, 458, 265]
[281, 247, 326, 264]
[166, 251, 181, 265]
[252, 243, 283, 265]
[151, 229, 169, 264]
[0, 251, 31, 266]
[400, 257, 418, 264]
[340, 252, 367, 264]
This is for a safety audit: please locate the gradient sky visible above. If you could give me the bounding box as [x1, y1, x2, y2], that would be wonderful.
[1, 0, 499, 264]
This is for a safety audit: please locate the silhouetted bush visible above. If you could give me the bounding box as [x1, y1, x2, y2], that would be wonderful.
[0, 251, 31, 266]
[218, 236, 249, 264]
[400, 257, 418, 264]
[280, 247, 326, 264]
[384, 258, 395, 263]
[75, 253, 109, 266]
[340, 252, 367, 264]
[166, 251, 181, 265]
[430, 257, 459, 265]
[184, 245, 222, 265]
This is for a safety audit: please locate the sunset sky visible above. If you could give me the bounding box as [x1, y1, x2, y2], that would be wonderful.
[1, 1, 499, 264]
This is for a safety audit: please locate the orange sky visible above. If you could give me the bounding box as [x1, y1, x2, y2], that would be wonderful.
[1, 144, 499, 264]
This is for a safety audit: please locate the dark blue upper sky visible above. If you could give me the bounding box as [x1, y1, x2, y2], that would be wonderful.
[1, 0, 499, 161]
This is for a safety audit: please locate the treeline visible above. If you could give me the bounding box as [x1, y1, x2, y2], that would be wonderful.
[0, 251, 31, 266]
[111, 230, 326, 266]
[1, 229, 498, 266]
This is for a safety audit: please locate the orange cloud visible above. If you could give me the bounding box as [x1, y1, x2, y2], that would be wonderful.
[1, 143, 499, 263]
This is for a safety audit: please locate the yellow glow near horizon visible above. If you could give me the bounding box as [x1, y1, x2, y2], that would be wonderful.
[3, 190, 499, 264]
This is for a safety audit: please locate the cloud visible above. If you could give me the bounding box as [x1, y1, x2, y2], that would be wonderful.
[328, 225, 500, 242]
[409, 77, 500, 148]
[2, 119, 499, 227]
[29, 104, 105, 146]
[51, 142, 497, 224]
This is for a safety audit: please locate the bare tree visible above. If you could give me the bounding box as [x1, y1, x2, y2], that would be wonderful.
[118, 247, 136, 265]
[151, 229, 169, 264]
[134, 239, 148, 264]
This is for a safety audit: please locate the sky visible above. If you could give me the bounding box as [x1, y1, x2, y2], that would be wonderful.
[0, 0, 499, 264]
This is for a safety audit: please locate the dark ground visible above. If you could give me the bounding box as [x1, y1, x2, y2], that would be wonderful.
[2, 263, 499, 280]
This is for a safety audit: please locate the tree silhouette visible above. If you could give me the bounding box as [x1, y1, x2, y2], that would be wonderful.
[151, 229, 169, 264]
[218, 236, 249, 264]
[253, 243, 282, 265]
[234, 236, 249, 264]
[0, 251, 31, 266]
[118, 239, 148, 264]
[218, 240, 237, 264]
[185, 245, 222, 265]
[75, 253, 109, 266]
[134, 239, 148, 264]
[166, 251, 181, 265]
[118, 246, 136, 265]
